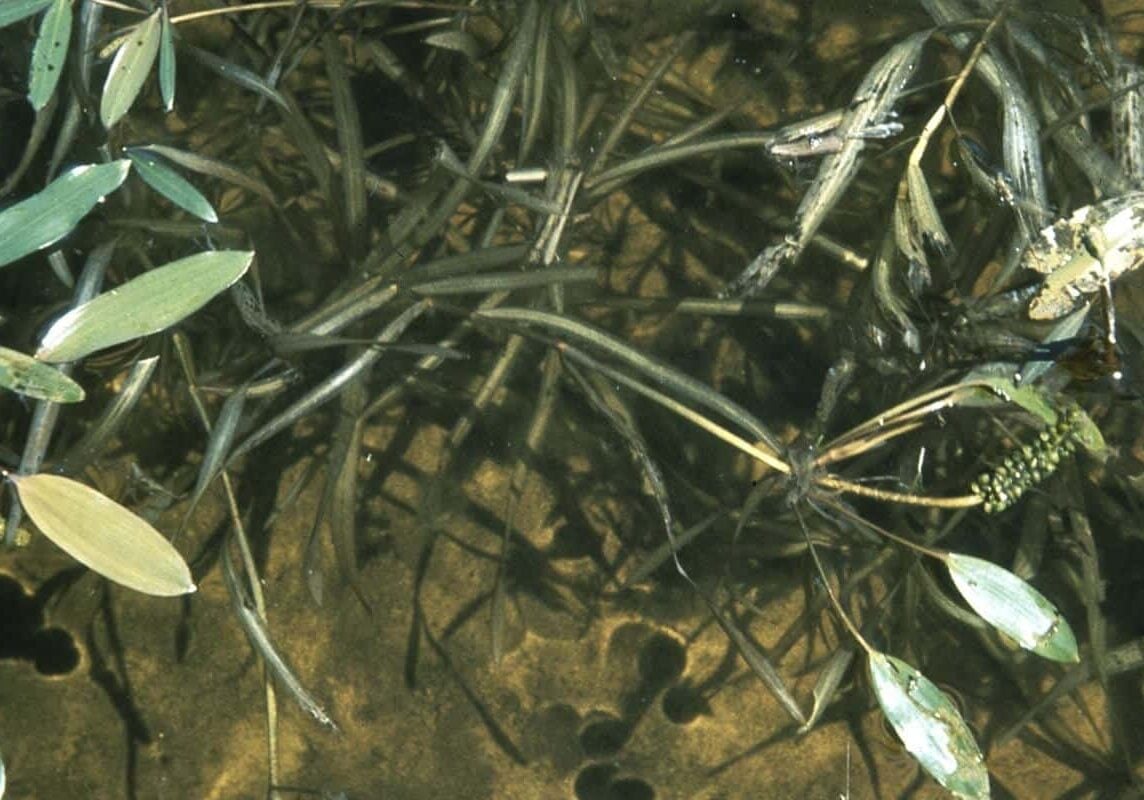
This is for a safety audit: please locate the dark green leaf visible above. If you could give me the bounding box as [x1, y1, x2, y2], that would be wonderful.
[28, 0, 71, 110]
[0, 0, 52, 28]
[127, 147, 217, 222]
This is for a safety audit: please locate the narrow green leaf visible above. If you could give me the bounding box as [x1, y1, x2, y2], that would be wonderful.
[424, 30, 483, 60]
[186, 43, 288, 111]
[962, 376, 1059, 426]
[1069, 403, 1107, 460]
[182, 385, 246, 528]
[946, 553, 1079, 663]
[0, 0, 52, 28]
[0, 160, 131, 269]
[36, 250, 254, 362]
[159, 6, 175, 111]
[0, 345, 84, 402]
[28, 0, 71, 110]
[9, 473, 195, 596]
[100, 9, 161, 128]
[869, 652, 990, 799]
[140, 143, 278, 205]
[126, 147, 217, 222]
[221, 547, 339, 729]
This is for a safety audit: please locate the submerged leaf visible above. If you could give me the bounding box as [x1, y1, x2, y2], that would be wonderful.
[424, 30, 483, 60]
[869, 651, 990, 799]
[126, 147, 217, 222]
[0, 345, 84, 402]
[100, 9, 161, 128]
[1068, 404, 1107, 460]
[946, 553, 1079, 663]
[37, 250, 253, 362]
[0, 160, 131, 269]
[28, 0, 71, 110]
[220, 548, 339, 729]
[960, 376, 1058, 426]
[9, 473, 195, 596]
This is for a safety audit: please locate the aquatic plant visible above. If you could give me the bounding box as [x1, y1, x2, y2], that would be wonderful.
[1, 2, 1142, 798]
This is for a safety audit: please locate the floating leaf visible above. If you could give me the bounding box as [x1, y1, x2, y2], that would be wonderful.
[0, 0, 52, 28]
[37, 250, 253, 362]
[946, 553, 1079, 663]
[158, 5, 176, 111]
[0, 160, 130, 269]
[28, 0, 71, 110]
[0, 345, 84, 402]
[869, 651, 990, 799]
[126, 147, 217, 222]
[100, 9, 161, 128]
[8, 473, 195, 596]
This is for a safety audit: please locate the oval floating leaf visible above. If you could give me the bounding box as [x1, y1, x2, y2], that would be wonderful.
[946, 553, 1079, 663]
[28, 0, 71, 110]
[0, 345, 84, 402]
[126, 147, 217, 222]
[9, 472, 195, 596]
[0, 160, 130, 269]
[100, 9, 161, 128]
[868, 651, 990, 800]
[158, 6, 176, 111]
[37, 250, 254, 362]
[0, 0, 52, 28]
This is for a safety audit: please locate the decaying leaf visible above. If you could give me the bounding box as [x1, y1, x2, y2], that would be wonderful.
[0, 345, 84, 402]
[869, 651, 990, 799]
[1024, 192, 1144, 320]
[945, 553, 1079, 663]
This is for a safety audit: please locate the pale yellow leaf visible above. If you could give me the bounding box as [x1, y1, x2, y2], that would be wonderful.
[11, 473, 195, 596]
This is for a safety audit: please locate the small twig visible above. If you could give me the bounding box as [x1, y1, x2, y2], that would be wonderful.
[905, 3, 1010, 175]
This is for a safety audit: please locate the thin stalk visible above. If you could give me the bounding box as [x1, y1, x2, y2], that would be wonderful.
[814, 474, 983, 510]
[555, 341, 789, 474]
[796, 507, 876, 656]
[174, 335, 280, 797]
